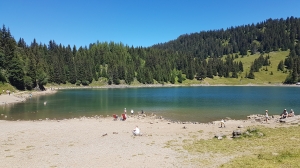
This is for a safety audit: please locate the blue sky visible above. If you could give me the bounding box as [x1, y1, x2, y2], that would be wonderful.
[1, 0, 300, 48]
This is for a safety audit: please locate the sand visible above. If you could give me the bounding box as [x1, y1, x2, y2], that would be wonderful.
[1, 112, 296, 168]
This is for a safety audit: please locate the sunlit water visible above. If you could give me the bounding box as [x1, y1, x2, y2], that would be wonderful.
[0, 86, 299, 123]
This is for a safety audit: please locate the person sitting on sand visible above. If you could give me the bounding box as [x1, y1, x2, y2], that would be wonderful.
[288, 109, 295, 117]
[281, 109, 288, 119]
[132, 126, 140, 136]
[120, 112, 127, 121]
[220, 119, 225, 128]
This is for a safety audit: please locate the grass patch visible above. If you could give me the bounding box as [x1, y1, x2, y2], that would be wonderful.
[183, 125, 300, 167]
[221, 149, 300, 168]
[165, 140, 178, 148]
[198, 130, 204, 133]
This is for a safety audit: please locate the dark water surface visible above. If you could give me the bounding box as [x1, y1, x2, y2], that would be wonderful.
[1, 86, 299, 123]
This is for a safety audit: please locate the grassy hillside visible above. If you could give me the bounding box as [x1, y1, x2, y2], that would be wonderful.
[200, 50, 290, 85]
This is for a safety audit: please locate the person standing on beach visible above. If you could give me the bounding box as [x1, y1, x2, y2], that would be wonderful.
[131, 109, 134, 115]
[220, 119, 225, 128]
[265, 110, 269, 123]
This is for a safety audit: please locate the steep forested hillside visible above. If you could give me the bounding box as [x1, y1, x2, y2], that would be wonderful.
[153, 17, 300, 58]
[0, 17, 300, 91]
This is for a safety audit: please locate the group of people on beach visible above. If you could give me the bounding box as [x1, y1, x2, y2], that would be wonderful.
[264, 108, 295, 123]
[113, 108, 145, 121]
[280, 109, 295, 119]
[119, 108, 142, 136]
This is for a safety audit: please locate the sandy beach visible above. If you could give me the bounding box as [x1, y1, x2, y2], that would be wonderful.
[1, 112, 298, 168]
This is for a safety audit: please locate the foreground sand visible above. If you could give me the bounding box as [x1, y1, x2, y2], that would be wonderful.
[1, 113, 297, 168]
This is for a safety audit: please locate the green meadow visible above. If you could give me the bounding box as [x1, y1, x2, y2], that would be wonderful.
[198, 51, 290, 85]
[183, 125, 300, 167]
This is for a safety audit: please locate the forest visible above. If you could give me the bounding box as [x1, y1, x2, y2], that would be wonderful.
[0, 16, 300, 90]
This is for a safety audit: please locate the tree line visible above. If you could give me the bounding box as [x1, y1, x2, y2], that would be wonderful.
[0, 17, 300, 90]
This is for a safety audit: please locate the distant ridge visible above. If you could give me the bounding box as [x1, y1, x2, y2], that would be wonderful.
[152, 16, 300, 59]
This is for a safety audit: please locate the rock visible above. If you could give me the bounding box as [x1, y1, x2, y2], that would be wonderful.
[150, 122, 153, 124]
[238, 125, 244, 128]
[255, 118, 262, 122]
[249, 128, 257, 132]
[215, 133, 223, 138]
[183, 126, 187, 129]
[258, 132, 264, 137]
[232, 130, 242, 138]
[113, 132, 118, 134]
[217, 136, 223, 140]
[167, 122, 171, 124]
[102, 133, 108, 137]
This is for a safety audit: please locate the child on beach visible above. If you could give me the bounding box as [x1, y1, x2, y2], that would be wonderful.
[220, 119, 225, 128]
[265, 110, 269, 123]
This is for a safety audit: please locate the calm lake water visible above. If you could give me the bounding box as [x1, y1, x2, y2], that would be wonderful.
[1, 86, 299, 123]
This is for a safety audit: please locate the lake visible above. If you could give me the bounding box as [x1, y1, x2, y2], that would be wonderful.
[0, 86, 299, 123]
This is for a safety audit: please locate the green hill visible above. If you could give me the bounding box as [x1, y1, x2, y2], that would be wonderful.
[174, 50, 289, 86]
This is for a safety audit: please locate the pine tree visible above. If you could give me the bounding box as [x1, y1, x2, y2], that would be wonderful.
[277, 60, 284, 71]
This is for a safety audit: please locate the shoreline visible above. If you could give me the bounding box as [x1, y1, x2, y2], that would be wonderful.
[52, 83, 300, 89]
[0, 89, 57, 106]
[1, 113, 299, 167]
